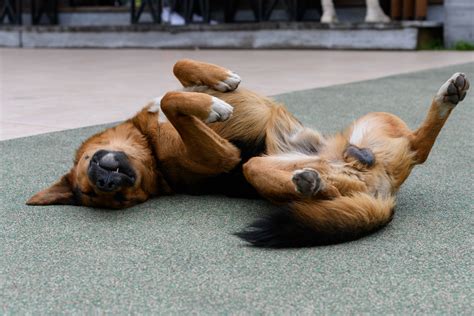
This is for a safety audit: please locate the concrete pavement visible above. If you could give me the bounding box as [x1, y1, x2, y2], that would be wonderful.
[1, 48, 473, 140]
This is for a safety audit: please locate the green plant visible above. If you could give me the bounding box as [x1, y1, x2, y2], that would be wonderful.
[454, 41, 474, 51]
[419, 39, 474, 51]
[419, 39, 444, 50]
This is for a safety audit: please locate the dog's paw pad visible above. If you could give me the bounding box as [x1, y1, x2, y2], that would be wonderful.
[214, 72, 241, 92]
[345, 145, 375, 167]
[436, 73, 470, 107]
[206, 97, 233, 123]
[292, 168, 322, 197]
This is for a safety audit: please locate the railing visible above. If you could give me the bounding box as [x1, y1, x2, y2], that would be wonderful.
[131, 1, 317, 24]
[0, 0, 327, 25]
[0, 0, 22, 24]
[0, 0, 433, 26]
[1, 0, 58, 24]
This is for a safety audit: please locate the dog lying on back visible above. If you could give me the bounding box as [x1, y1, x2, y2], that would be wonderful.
[28, 60, 469, 247]
[27, 59, 301, 208]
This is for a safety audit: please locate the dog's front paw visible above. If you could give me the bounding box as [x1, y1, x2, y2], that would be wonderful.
[206, 97, 233, 123]
[436, 73, 470, 107]
[292, 168, 323, 197]
[214, 71, 241, 92]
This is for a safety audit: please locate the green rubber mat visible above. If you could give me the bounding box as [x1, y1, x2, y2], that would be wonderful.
[1, 63, 473, 314]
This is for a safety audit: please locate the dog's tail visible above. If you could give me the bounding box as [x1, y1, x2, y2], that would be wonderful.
[235, 192, 395, 248]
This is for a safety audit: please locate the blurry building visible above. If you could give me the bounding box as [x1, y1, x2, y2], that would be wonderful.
[0, 0, 472, 49]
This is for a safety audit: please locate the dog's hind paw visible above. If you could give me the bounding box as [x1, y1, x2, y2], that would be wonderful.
[214, 71, 241, 92]
[436, 73, 470, 107]
[206, 97, 233, 123]
[345, 145, 375, 168]
[292, 168, 323, 197]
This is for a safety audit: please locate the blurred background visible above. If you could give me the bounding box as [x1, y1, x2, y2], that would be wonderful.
[1, 3, 473, 315]
[0, 0, 472, 49]
[0, 0, 473, 140]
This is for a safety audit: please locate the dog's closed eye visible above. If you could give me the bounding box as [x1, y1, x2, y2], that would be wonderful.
[81, 190, 97, 198]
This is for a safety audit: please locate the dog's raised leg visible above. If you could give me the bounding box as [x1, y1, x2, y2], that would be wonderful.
[243, 156, 348, 203]
[173, 59, 241, 92]
[410, 73, 469, 164]
[159, 91, 241, 175]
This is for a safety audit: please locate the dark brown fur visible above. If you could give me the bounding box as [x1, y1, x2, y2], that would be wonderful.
[27, 59, 300, 209]
[238, 72, 469, 247]
[28, 61, 469, 248]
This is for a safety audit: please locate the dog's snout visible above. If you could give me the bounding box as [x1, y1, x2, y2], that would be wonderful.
[99, 152, 119, 170]
[92, 150, 124, 170]
[88, 150, 136, 192]
[96, 175, 120, 192]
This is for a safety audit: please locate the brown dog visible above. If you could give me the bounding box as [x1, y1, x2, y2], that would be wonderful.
[236, 72, 470, 247]
[27, 59, 301, 209]
[28, 61, 469, 248]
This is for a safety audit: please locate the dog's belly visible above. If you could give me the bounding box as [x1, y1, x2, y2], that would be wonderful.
[184, 169, 260, 198]
[191, 137, 266, 197]
[348, 113, 416, 192]
[167, 136, 266, 198]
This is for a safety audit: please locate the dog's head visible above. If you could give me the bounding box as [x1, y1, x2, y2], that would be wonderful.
[27, 111, 165, 209]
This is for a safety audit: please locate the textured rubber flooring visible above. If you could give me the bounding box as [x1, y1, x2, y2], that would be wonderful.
[1, 63, 473, 314]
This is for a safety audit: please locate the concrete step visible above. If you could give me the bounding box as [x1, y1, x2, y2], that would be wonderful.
[0, 22, 442, 50]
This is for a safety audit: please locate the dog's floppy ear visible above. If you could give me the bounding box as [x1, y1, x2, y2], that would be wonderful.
[27, 173, 78, 206]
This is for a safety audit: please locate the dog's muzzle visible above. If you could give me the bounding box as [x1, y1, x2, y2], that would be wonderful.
[88, 150, 136, 192]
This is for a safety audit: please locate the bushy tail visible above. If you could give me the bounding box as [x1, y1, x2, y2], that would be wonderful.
[235, 193, 395, 248]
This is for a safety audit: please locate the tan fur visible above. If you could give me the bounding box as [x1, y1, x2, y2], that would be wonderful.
[173, 59, 239, 92]
[292, 193, 395, 233]
[27, 59, 300, 208]
[242, 73, 469, 242]
[27, 62, 469, 246]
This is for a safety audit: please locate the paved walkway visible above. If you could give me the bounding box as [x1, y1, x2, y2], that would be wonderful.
[1, 48, 473, 140]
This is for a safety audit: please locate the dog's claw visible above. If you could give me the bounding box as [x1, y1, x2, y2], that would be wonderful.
[214, 71, 241, 92]
[206, 97, 233, 123]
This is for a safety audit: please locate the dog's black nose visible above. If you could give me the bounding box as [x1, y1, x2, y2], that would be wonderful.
[96, 176, 120, 192]
[99, 152, 120, 171]
[91, 150, 126, 171]
[88, 150, 136, 192]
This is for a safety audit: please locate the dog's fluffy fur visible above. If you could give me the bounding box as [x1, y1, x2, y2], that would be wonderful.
[28, 60, 469, 247]
[27, 59, 300, 208]
[237, 72, 469, 247]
